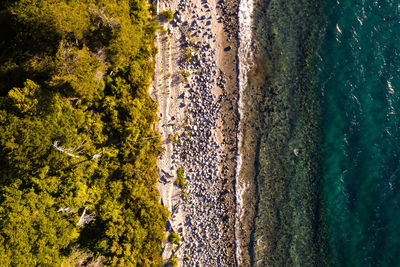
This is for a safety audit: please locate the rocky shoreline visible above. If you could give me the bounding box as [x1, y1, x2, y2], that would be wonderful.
[150, 0, 240, 265]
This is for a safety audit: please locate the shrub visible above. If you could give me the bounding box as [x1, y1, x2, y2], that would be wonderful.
[184, 47, 193, 62]
[180, 70, 190, 82]
[168, 232, 181, 244]
[169, 253, 178, 267]
[176, 166, 187, 189]
[160, 10, 173, 21]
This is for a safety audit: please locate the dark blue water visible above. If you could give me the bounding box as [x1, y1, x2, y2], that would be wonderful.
[320, 0, 400, 265]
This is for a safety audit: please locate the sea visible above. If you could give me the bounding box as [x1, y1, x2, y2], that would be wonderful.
[236, 0, 400, 265]
[320, 0, 400, 265]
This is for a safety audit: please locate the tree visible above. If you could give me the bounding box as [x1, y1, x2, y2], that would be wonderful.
[0, 0, 169, 265]
[0, 189, 78, 266]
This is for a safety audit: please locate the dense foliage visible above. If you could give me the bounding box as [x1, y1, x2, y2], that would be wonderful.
[0, 0, 168, 265]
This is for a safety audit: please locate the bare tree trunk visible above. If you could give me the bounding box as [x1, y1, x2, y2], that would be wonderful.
[51, 140, 86, 158]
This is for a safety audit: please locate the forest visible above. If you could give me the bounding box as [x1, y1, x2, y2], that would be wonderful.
[0, 0, 169, 265]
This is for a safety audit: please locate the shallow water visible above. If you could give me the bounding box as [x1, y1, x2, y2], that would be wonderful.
[319, 0, 400, 265]
[249, 0, 326, 265]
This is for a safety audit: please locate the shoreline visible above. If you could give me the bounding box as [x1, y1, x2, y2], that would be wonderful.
[151, 0, 326, 265]
[150, 0, 240, 265]
[235, 0, 258, 265]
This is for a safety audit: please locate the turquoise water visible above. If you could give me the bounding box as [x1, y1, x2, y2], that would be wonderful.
[320, 0, 400, 265]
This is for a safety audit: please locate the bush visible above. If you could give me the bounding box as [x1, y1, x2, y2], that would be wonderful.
[168, 232, 181, 244]
[160, 10, 173, 21]
[169, 253, 178, 267]
[184, 47, 193, 62]
[176, 166, 187, 189]
[180, 70, 190, 82]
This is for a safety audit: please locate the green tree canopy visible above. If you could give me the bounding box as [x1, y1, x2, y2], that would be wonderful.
[0, 0, 168, 266]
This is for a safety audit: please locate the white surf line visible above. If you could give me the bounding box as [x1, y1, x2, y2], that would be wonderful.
[236, 0, 254, 265]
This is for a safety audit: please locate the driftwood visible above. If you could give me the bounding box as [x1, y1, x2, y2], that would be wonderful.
[51, 140, 85, 158]
[135, 135, 162, 143]
[92, 148, 105, 162]
[77, 207, 95, 226]
[51, 140, 107, 162]
[57, 207, 74, 213]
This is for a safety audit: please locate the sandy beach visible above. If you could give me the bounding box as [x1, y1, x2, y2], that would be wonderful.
[149, 0, 240, 265]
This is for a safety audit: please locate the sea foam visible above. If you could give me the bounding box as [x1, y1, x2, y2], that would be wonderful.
[235, 0, 254, 265]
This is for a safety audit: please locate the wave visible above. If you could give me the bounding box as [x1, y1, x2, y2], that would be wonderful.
[235, 0, 254, 265]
